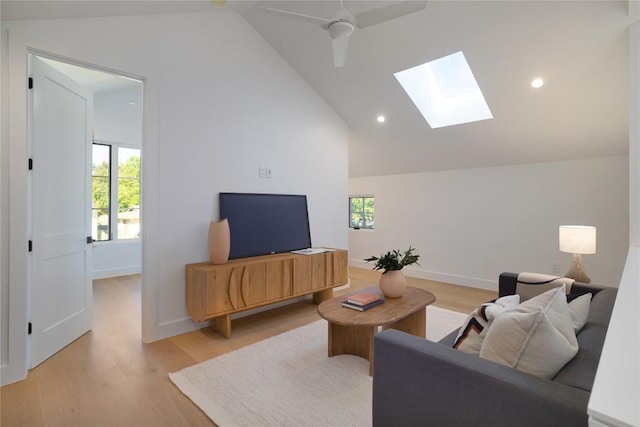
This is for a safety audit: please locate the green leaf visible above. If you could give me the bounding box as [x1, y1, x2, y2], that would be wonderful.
[364, 246, 420, 273]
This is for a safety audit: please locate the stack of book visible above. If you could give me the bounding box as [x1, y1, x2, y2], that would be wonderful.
[341, 291, 384, 311]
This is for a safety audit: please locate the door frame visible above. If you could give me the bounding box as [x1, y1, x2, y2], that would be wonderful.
[1, 45, 147, 385]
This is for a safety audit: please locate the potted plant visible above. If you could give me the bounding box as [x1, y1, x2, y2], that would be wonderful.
[365, 246, 420, 297]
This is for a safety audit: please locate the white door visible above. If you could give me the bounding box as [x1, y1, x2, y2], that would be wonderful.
[29, 56, 94, 368]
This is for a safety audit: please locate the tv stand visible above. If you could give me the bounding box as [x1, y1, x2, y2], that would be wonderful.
[185, 249, 348, 338]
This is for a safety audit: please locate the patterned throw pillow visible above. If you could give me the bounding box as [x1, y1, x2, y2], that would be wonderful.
[453, 294, 520, 355]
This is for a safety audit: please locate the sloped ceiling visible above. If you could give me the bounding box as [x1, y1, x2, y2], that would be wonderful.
[242, 1, 632, 177]
[2, 1, 633, 177]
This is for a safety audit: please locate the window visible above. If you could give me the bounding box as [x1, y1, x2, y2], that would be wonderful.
[393, 51, 493, 129]
[91, 143, 141, 241]
[349, 196, 374, 229]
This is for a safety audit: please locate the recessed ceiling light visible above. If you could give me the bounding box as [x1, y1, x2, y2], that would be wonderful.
[393, 51, 493, 129]
[377, 115, 386, 123]
[531, 78, 544, 88]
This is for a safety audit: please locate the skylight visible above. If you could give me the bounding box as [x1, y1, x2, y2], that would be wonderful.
[393, 51, 493, 129]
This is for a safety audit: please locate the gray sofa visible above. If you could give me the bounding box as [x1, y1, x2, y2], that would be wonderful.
[372, 272, 617, 427]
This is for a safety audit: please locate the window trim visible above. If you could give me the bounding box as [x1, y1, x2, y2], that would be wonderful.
[92, 142, 112, 241]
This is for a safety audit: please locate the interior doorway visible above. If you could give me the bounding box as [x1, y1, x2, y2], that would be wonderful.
[29, 54, 144, 367]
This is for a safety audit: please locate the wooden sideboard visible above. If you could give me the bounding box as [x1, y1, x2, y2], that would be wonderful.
[186, 249, 348, 338]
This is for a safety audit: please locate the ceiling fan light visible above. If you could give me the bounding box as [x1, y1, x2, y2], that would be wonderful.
[328, 21, 354, 39]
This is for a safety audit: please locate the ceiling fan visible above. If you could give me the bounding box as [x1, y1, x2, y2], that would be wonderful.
[261, 1, 427, 67]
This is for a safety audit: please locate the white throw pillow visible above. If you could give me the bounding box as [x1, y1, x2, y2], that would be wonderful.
[516, 272, 574, 302]
[479, 285, 579, 379]
[453, 294, 520, 355]
[568, 293, 592, 333]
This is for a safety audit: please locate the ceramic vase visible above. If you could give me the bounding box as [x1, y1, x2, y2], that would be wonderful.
[208, 219, 230, 264]
[379, 269, 407, 298]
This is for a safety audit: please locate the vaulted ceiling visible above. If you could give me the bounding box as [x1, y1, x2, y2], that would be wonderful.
[2, 1, 634, 177]
[243, 1, 632, 177]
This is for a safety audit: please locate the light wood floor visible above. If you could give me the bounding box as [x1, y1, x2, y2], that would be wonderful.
[1, 268, 495, 426]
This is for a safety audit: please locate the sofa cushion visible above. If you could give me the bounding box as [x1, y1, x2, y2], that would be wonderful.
[453, 294, 520, 355]
[479, 285, 579, 379]
[552, 288, 616, 391]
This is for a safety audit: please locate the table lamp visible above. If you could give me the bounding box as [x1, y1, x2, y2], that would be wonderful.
[559, 225, 596, 283]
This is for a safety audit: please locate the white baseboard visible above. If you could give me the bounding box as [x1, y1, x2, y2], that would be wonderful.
[150, 293, 339, 342]
[1, 364, 26, 387]
[349, 259, 497, 292]
[93, 265, 141, 280]
[150, 317, 205, 343]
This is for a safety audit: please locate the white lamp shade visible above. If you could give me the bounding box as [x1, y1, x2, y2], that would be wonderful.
[559, 225, 596, 254]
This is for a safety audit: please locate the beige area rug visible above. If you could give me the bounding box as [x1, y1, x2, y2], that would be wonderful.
[169, 306, 467, 427]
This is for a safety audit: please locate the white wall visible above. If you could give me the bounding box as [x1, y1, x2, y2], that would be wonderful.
[94, 86, 143, 147]
[349, 156, 629, 290]
[92, 241, 141, 280]
[1, 11, 348, 384]
[628, 13, 640, 250]
[92, 85, 143, 279]
[588, 15, 639, 427]
[1, 28, 9, 375]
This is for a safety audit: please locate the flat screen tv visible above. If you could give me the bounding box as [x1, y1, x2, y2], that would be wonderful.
[219, 192, 312, 259]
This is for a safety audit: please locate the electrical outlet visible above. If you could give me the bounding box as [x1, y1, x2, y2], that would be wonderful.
[258, 166, 272, 179]
[551, 263, 560, 274]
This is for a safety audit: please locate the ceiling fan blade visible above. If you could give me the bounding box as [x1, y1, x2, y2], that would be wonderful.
[353, 1, 427, 29]
[233, 1, 260, 14]
[332, 36, 350, 68]
[335, 6, 355, 22]
[260, 7, 331, 26]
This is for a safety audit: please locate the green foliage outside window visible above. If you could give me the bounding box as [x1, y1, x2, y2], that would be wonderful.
[92, 155, 140, 215]
[117, 155, 140, 212]
[92, 144, 141, 241]
[92, 160, 110, 217]
[350, 196, 374, 229]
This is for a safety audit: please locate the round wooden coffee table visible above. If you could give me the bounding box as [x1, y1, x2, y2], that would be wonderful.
[317, 285, 436, 375]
